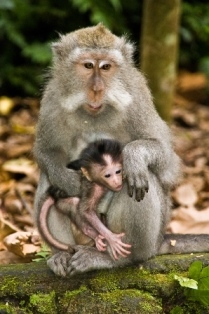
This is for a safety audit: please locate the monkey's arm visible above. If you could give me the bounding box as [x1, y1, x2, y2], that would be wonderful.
[123, 134, 180, 201]
[82, 208, 131, 260]
[34, 142, 81, 196]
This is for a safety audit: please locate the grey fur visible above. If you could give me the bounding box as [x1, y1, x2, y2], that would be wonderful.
[34, 25, 208, 278]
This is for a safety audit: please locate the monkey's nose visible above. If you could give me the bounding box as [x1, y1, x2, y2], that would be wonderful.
[92, 76, 104, 92]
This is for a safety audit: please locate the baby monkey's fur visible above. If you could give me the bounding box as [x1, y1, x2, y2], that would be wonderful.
[39, 139, 131, 260]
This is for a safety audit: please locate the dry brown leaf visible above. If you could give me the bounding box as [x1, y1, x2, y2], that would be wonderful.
[4, 195, 23, 213]
[168, 206, 209, 234]
[0, 212, 20, 241]
[5, 142, 32, 158]
[0, 180, 15, 194]
[14, 214, 34, 226]
[177, 72, 207, 91]
[173, 182, 198, 206]
[0, 96, 15, 115]
[0, 250, 32, 264]
[188, 176, 205, 192]
[174, 109, 197, 127]
[2, 158, 36, 175]
[3, 231, 39, 257]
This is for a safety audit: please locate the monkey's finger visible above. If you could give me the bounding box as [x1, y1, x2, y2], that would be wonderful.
[97, 239, 107, 248]
[135, 188, 145, 202]
[113, 233, 132, 248]
[116, 243, 132, 254]
[111, 244, 131, 260]
[127, 182, 134, 198]
[112, 242, 132, 257]
[96, 244, 107, 252]
[135, 180, 149, 201]
[115, 247, 131, 258]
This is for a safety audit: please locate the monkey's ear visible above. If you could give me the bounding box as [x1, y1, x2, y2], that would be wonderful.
[116, 37, 135, 63]
[51, 42, 66, 61]
[81, 167, 92, 182]
[51, 33, 78, 61]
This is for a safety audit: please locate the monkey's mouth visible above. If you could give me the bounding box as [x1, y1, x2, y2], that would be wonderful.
[114, 184, 122, 191]
[88, 104, 102, 111]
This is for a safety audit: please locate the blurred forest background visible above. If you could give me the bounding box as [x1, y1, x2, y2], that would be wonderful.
[1, 0, 209, 263]
[0, 0, 209, 96]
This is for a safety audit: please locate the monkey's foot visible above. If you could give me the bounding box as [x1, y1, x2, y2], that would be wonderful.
[47, 251, 74, 277]
[67, 246, 116, 276]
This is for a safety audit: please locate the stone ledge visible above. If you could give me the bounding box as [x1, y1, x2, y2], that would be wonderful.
[0, 253, 209, 313]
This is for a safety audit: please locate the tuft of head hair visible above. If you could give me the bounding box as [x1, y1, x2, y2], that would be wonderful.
[79, 139, 122, 170]
[70, 23, 116, 49]
[51, 24, 134, 64]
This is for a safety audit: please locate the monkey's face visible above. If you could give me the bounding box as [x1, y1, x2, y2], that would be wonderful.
[90, 155, 123, 192]
[74, 53, 118, 115]
[54, 50, 133, 115]
[52, 24, 134, 115]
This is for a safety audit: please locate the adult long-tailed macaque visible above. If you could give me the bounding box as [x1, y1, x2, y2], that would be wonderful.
[34, 24, 209, 277]
[38, 139, 131, 260]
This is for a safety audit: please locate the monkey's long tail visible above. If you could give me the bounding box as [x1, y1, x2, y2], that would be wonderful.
[39, 197, 75, 253]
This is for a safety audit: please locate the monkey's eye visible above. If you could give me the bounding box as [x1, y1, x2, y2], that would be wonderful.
[104, 174, 111, 178]
[101, 64, 111, 70]
[84, 63, 94, 69]
[116, 170, 122, 174]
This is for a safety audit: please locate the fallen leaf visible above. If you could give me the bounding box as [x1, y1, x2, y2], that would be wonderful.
[2, 158, 37, 176]
[3, 231, 40, 257]
[0, 97, 15, 115]
[173, 183, 198, 206]
[168, 206, 209, 234]
[0, 212, 20, 241]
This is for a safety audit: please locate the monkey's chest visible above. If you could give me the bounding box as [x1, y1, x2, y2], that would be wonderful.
[69, 130, 130, 160]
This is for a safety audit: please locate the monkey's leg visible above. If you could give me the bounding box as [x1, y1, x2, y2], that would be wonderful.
[56, 197, 108, 252]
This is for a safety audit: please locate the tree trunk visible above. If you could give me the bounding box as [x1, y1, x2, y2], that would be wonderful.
[140, 0, 181, 122]
[0, 254, 209, 313]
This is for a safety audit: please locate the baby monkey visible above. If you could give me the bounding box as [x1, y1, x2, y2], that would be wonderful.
[39, 139, 131, 260]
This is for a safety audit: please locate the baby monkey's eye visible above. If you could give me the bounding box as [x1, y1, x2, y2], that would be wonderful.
[104, 174, 111, 178]
[84, 63, 94, 69]
[116, 170, 122, 174]
[101, 64, 111, 70]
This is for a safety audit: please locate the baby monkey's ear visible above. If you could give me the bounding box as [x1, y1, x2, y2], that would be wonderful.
[81, 167, 92, 182]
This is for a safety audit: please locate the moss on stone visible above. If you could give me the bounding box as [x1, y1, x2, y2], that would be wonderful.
[89, 266, 175, 298]
[29, 291, 57, 314]
[58, 287, 162, 313]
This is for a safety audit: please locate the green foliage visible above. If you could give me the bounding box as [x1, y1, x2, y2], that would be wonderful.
[0, 0, 208, 96]
[33, 243, 51, 262]
[71, 0, 124, 32]
[174, 275, 198, 290]
[185, 261, 209, 306]
[170, 306, 184, 314]
[180, 2, 209, 73]
[0, 0, 87, 95]
[0, 0, 140, 96]
[174, 261, 209, 307]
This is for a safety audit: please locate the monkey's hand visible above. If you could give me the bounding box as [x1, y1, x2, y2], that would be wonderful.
[107, 232, 132, 260]
[95, 235, 107, 252]
[123, 142, 149, 201]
